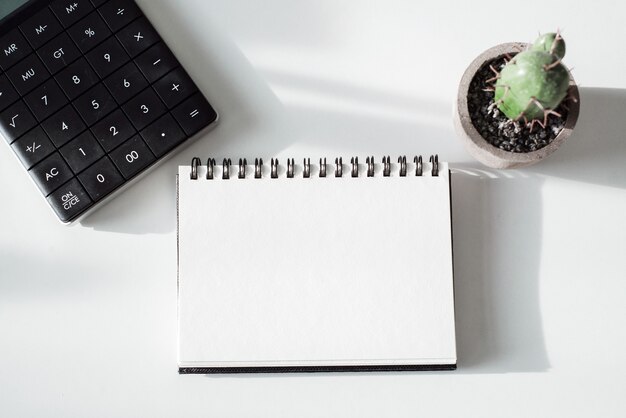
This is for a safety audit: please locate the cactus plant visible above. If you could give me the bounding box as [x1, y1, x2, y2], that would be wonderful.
[491, 32, 570, 130]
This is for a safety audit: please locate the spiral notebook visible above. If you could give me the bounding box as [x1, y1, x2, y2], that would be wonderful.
[177, 156, 456, 373]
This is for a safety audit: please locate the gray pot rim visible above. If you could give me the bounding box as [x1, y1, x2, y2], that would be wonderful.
[455, 42, 580, 168]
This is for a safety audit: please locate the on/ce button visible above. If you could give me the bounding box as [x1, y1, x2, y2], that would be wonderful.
[28, 152, 73, 196]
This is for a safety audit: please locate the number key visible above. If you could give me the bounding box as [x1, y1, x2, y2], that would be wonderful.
[60, 131, 104, 173]
[78, 156, 124, 201]
[104, 62, 148, 104]
[122, 88, 165, 131]
[73, 83, 117, 126]
[24, 79, 67, 122]
[56, 58, 99, 100]
[41, 105, 86, 147]
[91, 109, 135, 152]
[86, 37, 129, 78]
[110, 135, 155, 179]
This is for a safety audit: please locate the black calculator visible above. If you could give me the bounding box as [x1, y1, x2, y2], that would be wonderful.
[0, 0, 218, 223]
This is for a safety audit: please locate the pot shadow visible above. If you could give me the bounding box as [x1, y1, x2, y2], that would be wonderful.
[80, 2, 294, 234]
[451, 167, 549, 373]
[530, 87, 626, 189]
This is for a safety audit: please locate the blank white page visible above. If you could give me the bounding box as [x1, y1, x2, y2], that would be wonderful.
[177, 160, 456, 371]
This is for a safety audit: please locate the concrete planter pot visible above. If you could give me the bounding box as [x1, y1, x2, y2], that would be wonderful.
[454, 42, 580, 169]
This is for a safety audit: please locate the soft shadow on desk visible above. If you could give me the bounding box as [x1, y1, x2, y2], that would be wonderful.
[531, 87, 626, 189]
[452, 167, 549, 374]
[81, 4, 292, 234]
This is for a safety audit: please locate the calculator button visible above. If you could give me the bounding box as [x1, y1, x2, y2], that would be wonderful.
[0, 74, 20, 111]
[90, 0, 109, 7]
[171, 93, 217, 136]
[0, 29, 33, 70]
[24, 79, 68, 122]
[103, 62, 147, 104]
[78, 156, 123, 201]
[37, 32, 81, 74]
[73, 83, 117, 125]
[60, 130, 105, 173]
[86, 36, 129, 78]
[29, 151, 74, 196]
[122, 87, 165, 130]
[67, 11, 112, 53]
[55, 58, 98, 99]
[0, 100, 37, 143]
[153, 68, 197, 109]
[134, 42, 178, 83]
[11, 127, 55, 169]
[140, 113, 186, 157]
[109, 134, 155, 179]
[91, 108, 135, 151]
[116, 17, 159, 58]
[98, 0, 142, 33]
[47, 178, 93, 222]
[19, 7, 63, 49]
[41, 104, 86, 147]
[5, 54, 50, 95]
[50, 0, 95, 28]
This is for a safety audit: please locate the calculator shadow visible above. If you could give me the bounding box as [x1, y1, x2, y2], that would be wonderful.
[81, 2, 295, 234]
[451, 168, 550, 374]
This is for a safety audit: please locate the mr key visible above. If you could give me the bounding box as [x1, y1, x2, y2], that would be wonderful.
[0, 0, 218, 223]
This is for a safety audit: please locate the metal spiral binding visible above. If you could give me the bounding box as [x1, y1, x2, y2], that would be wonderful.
[206, 158, 216, 179]
[287, 158, 295, 178]
[366, 156, 374, 177]
[398, 156, 407, 177]
[254, 158, 263, 179]
[335, 157, 342, 177]
[190, 157, 200, 180]
[430, 155, 439, 177]
[414, 155, 423, 176]
[222, 158, 231, 179]
[238, 158, 247, 179]
[190, 155, 440, 179]
[382, 156, 391, 177]
[351, 157, 359, 177]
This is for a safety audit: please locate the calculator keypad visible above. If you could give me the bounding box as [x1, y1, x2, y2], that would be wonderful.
[1, 0, 217, 222]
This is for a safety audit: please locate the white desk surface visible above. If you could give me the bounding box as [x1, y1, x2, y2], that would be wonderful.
[1, 0, 625, 416]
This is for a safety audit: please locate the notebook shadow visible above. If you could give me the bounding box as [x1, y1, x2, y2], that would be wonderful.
[530, 87, 626, 190]
[81, 3, 292, 234]
[451, 167, 549, 374]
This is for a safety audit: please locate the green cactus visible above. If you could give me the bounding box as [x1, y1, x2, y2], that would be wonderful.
[493, 32, 570, 125]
